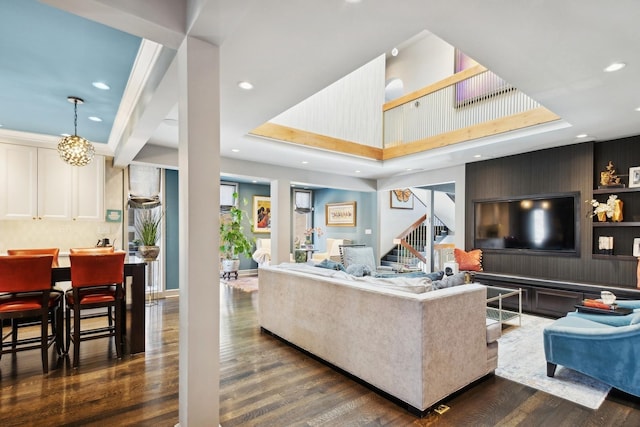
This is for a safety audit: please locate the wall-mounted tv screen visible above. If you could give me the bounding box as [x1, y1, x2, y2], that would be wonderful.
[473, 192, 579, 256]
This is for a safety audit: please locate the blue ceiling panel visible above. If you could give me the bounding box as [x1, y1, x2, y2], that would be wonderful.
[0, 0, 141, 143]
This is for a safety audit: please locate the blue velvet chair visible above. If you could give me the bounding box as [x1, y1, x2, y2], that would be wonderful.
[543, 308, 640, 397]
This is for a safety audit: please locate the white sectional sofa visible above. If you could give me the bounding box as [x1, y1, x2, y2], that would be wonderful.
[258, 264, 498, 414]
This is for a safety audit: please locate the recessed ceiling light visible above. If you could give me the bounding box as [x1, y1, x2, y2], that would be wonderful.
[60, 133, 70, 137]
[238, 81, 253, 90]
[391, 48, 398, 57]
[92, 81, 110, 90]
[406, 168, 413, 171]
[576, 133, 588, 138]
[635, 107, 640, 112]
[252, 180, 257, 183]
[345, 0, 361, 3]
[604, 62, 626, 72]
[231, 149, 240, 153]
[301, 161, 309, 164]
[354, 170, 361, 173]
[473, 154, 482, 158]
[0, 124, 3, 127]
[88, 116, 102, 122]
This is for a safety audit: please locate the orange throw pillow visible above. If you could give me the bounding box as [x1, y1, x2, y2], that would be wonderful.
[454, 248, 483, 272]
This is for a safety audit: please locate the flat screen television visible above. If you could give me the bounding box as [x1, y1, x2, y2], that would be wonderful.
[473, 192, 579, 256]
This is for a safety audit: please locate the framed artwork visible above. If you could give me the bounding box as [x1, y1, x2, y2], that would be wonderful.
[634, 238, 640, 257]
[629, 167, 640, 188]
[390, 189, 414, 209]
[252, 196, 271, 233]
[325, 202, 356, 227]
[454, 49, 514, 108]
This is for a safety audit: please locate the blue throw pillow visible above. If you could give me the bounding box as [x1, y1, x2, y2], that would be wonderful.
[630, 312, 640, 325]
[346, 264, 371, 277]
[425, 271, 444, 281]
[315, 258, 346, 271]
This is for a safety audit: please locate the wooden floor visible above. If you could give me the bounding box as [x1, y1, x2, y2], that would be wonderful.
[1, 282, 639, 426]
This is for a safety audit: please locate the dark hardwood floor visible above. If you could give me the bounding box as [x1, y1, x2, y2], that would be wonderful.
[1, 280, 639, 426]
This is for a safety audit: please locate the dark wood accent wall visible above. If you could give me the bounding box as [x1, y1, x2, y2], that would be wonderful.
[466, 139, 638, 289]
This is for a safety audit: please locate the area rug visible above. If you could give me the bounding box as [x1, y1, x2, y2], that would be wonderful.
[496, 314, 611, 409]
[221, 275, 259, 293]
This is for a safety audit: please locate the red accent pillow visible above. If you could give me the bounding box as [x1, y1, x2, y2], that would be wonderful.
[454, 248, 483, 272]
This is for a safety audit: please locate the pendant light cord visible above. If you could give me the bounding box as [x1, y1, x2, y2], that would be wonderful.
[73, 99, 78, 136]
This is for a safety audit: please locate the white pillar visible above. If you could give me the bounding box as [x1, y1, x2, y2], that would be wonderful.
[270, 179, 291, 264]
[177, 36, 220, 425]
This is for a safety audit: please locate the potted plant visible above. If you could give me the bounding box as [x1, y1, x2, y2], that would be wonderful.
[135, 208, 163, 261]
[220, 193, 254, 273]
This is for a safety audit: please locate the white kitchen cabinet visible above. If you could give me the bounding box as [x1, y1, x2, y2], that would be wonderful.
[0, 144, 104, 221]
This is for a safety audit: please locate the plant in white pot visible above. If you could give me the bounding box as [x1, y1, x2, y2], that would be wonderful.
[220, 193, 254, 273]
[134, 208, 163, 261]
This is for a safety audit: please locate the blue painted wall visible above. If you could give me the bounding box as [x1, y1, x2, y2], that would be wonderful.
[312, 189, 377, 255]
[165, 169, 179, 290]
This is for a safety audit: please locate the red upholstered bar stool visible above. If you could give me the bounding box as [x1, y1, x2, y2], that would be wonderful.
[69, 246, 117, 329]
[66, 251, 125, 368]
[6, 248, 62, 355]
[0, 255, 62, 374]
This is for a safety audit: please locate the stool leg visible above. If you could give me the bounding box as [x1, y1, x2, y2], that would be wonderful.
[73, 304, 81, 368]
[41, 310, 48, 374]
[114, 301, 123, 359]
[65, 305, 71, 356]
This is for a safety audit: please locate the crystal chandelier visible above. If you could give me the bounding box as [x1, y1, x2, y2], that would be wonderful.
[57, 96, 95, 166]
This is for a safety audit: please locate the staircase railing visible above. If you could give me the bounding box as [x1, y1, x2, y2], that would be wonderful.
[395, 214, 428, 266]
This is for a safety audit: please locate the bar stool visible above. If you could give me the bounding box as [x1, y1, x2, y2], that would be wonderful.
[6, 248, 62, 355]
[66, 251, 125, 368]
[0, 255, 62, 374]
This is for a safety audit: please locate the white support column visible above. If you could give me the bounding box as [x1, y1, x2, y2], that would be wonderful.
[177, 36, 220, 426]
[270, 179, 291, 264]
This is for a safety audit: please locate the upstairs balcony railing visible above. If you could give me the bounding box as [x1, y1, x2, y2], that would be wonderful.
[382, 64, 559, 160]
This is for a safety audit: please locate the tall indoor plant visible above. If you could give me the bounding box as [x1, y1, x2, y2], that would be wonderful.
[219, 193, 254, 273]
[135, 208, 163, 261]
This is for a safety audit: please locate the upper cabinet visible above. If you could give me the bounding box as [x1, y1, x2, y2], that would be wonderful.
[0, 144, 104, 221]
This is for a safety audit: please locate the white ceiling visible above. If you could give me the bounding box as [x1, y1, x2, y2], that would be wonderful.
[3, 0, 640, 183]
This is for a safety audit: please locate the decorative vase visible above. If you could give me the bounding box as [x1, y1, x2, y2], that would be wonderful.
[597, 212, 607, 222]
[612, 199, 623, 222]
[137, 245, 160, 261]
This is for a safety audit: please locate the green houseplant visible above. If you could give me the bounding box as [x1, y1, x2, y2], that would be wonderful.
[135, 209, 163, 261]
[219, 193, 254, 272]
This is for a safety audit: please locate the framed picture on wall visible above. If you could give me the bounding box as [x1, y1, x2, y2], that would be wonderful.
[629, 167, 640, 188]
[633, 238, 640, 257]
[325, 202, 356, 227]
[390, 189, 414, 209]
[252, 196, 271, 233]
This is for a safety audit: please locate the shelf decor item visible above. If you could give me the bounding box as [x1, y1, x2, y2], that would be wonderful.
[612, 198, 623, 222]
[587, 195, 618, 221]
[629, 166, 640, 188]
[598, 161, 625, 189]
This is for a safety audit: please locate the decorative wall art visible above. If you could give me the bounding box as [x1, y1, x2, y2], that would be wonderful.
[252, 196, 271, 233]
[633, 238, 640, 257]
[390, 189, 414, 209]
[325, 202, 356, 227]
[629, 167, 640, 188]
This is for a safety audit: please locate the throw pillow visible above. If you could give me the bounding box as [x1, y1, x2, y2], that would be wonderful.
[431, 272, 466, 290]
[425, 271, 444, 281]
[315, 258, 346, 271]
[346, 263, 372, 277]
[630, 312, 640, 325]
[342, 247, 376, 271]
[454, 248, 483, 271]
